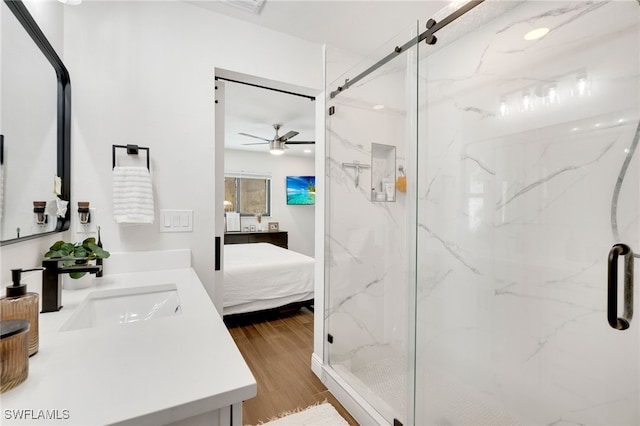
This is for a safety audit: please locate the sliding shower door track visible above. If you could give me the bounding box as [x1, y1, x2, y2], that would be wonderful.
[329, 0, 485, 99]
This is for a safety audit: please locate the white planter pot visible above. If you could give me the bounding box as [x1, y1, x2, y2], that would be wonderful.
[62, 273, 93, 290]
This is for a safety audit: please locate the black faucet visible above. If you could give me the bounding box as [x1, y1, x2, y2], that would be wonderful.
[41, 258, 102, 313]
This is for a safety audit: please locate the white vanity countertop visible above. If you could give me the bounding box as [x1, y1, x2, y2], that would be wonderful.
[0, 267, 257, 425]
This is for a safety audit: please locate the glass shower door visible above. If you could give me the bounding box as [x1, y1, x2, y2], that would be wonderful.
[325, 24, 419, 425]
[415, 1, 639, 425]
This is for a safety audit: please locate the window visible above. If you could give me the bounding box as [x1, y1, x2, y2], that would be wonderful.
[224, 173, 271, 216]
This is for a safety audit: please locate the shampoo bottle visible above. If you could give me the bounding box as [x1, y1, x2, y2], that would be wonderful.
[1, 269, 41, 356]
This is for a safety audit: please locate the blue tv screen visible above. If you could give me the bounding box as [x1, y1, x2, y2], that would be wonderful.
[286, 176, 315, 205]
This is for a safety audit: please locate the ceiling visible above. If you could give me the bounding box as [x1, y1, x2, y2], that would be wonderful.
[189, 1, 448, 55]
[196, 0, 449, 158]
[222, 79, 317, 157]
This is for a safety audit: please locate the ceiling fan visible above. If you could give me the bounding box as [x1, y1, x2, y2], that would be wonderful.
[239, 124, 314, 155]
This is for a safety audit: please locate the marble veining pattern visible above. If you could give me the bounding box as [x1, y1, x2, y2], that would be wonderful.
[325, 1, 639, 426]
[415, 1, 639, 425]
[611, 121, 640, 247]
[326, 28, 414, 423]
[495, 138, 616, 209]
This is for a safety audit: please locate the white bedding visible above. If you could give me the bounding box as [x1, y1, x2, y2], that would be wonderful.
[223, 243, 315, 315]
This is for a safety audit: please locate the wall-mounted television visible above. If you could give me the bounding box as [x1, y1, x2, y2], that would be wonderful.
[286, 176, 315, 205]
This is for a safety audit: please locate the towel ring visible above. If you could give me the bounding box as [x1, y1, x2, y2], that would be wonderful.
[112, 144, 150, 171]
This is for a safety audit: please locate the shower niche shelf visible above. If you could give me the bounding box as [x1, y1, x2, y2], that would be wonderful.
[371, 143, 396, 202]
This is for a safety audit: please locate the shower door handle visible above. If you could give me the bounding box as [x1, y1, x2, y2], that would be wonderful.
[607, 243, 634, 330]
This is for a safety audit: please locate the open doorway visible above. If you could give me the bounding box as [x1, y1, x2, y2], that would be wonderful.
[212, 69, 319, 311]
[214, 70, 343, 424]
[215, 70, 318, 312]
[219, 75, 317, 258]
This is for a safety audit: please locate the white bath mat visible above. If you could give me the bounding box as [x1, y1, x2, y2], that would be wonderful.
[258, 402, 349, 425]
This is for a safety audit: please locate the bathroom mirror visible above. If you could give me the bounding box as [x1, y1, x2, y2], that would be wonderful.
[0, 0, 71, 245]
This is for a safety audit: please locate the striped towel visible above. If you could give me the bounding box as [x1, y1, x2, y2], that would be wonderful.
[113, 166, 154, 224]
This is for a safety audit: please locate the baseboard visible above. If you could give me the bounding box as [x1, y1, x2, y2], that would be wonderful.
[311, 353, 323, 378]
[311, 354, 389, 426]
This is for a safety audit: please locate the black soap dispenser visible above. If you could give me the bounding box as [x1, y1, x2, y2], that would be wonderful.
[1, 268, 42, 356]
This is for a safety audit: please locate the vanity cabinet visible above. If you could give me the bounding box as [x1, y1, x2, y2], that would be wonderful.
[224, 231, 288, 249]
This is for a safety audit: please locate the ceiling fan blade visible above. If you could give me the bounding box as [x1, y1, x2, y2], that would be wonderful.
[239, 132, 271, 142]
[278, 130, 299, 142]
[283, 140, 315, 145]
[241, 142, 270, 146]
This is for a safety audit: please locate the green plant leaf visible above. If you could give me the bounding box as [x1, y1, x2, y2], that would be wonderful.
[45, 250, 60, 258]
[47, 241, 74, 257]
[69, 271, 87, 279]
[86, 242, 110, 258]
[61, 242, 76, 253]
[45, 239, 108, 262]
[74, 246, 88, 258]
[49, 240, 65, 250]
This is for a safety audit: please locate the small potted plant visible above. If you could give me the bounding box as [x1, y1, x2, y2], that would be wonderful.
[44, 238, 110, 289]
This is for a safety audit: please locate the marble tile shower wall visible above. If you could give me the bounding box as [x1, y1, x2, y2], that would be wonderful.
[326, 101, 409, 367]
[414, 1, 639, 425]
[326, 60, 413, 421]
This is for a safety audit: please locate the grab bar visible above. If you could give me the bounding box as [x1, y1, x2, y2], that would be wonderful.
[607, 243, 634, 330]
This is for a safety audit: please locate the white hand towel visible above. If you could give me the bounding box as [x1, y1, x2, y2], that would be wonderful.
[113, 166, 155, 224]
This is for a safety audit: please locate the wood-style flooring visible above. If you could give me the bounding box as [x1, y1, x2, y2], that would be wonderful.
[225, 308, 359, 426]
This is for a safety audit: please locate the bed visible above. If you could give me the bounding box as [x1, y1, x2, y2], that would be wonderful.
[223, 243, 315, 316]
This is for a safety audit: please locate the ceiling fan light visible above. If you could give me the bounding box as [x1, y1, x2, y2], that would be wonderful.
[269, 140, 284, 155]
[270, 148, 285, 155]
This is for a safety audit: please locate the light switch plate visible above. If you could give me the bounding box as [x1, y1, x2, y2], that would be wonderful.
[160, 209, 193, 233]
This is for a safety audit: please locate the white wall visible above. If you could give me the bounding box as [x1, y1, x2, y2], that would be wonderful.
[2, 1, 322, 305]
[57, 1, 322, 308]
[224, 149, 315, 257]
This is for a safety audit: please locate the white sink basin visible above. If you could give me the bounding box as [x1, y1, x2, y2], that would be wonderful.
[61, 284, 182, 331]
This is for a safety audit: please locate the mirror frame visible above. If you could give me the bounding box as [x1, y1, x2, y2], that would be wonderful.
[1, 0, 71, 246]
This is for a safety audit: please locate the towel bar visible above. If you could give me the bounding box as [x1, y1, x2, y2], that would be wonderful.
[112, 144, 150, 171]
